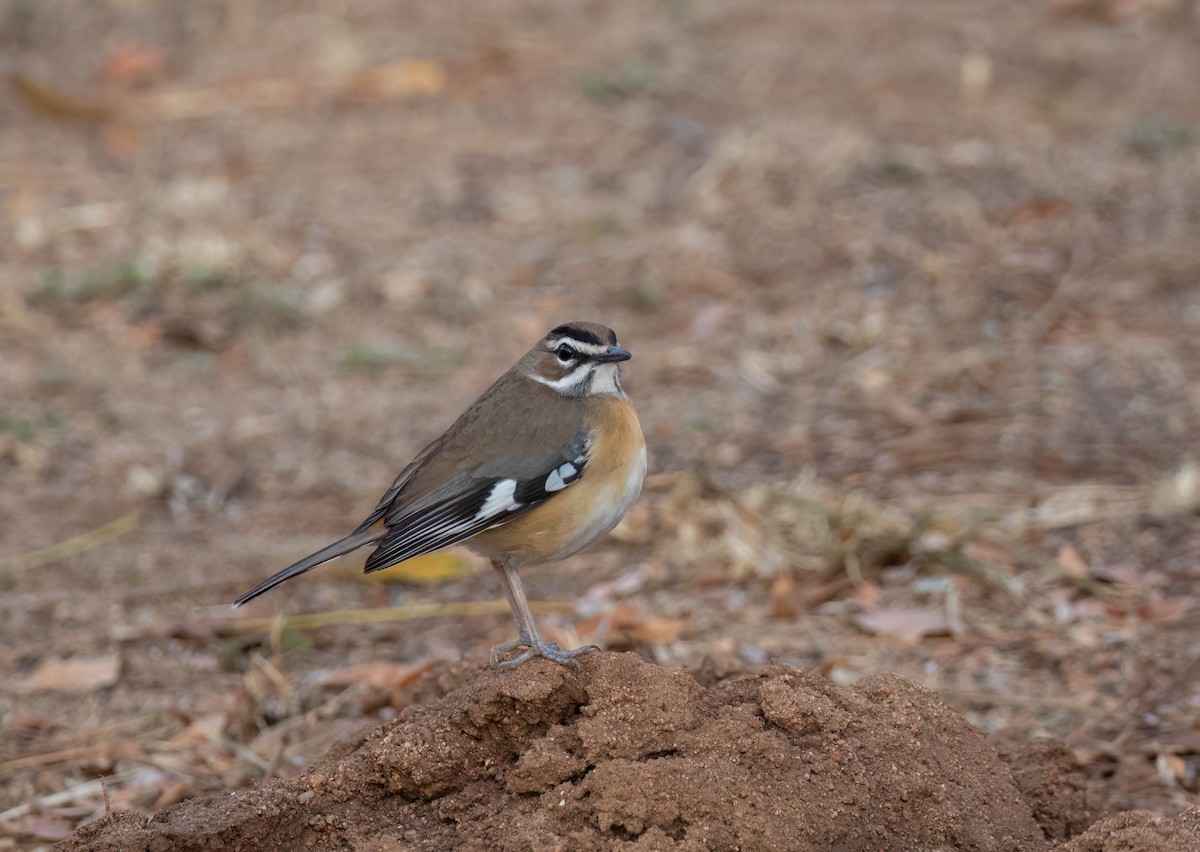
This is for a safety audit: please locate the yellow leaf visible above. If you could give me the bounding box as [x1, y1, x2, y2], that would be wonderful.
[363, 552, 474, 585]
[10, 73, 118, 124]
[344, 61, 446, 101]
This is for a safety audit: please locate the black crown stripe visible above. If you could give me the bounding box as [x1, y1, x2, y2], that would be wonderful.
[550, 324, 606, 347]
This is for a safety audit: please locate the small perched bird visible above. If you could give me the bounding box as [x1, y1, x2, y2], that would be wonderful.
[233, 321, 646, 668]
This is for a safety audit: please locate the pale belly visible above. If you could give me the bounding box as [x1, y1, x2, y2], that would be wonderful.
[547, 441, 646, 562]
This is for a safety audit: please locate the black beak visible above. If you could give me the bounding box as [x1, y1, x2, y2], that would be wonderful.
[594, 345, 632, 363]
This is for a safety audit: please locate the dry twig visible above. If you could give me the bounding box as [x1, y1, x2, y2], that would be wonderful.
[1, 511, 139, 573]
[218, 599, 576, 636]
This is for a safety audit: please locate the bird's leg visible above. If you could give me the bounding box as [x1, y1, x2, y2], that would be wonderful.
[490, 558, 539, 656]
[489, 558, 598, 669]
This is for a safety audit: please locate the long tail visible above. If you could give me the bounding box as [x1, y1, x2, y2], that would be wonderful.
[231, 526, 385, 608]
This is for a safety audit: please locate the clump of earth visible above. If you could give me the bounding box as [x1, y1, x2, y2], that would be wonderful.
[60, 653, 1198, 851]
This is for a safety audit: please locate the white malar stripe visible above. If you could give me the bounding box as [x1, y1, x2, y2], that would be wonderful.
[475, 479, 520, 520]
[529, 364, 592, 394]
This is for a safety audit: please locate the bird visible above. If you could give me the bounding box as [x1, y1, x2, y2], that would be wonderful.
[232, 321, 646, 668]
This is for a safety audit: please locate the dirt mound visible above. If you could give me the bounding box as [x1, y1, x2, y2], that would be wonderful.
[1062, 806, 1200, 851]
[992, 734, 1095, 841]
[59, 653, 1099, 850]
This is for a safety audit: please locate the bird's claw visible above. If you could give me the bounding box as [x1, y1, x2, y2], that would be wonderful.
[489, 632, 535, 667]
[490, 638, 599, 669]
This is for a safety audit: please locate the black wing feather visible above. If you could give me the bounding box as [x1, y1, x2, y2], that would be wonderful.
[361, 432, 590, 574]
[361, 479, 518, 572]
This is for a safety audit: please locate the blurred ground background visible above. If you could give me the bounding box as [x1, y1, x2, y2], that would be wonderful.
[2, 0, 1200, 845]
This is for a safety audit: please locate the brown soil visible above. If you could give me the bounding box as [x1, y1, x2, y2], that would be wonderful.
[5, 0, 1200, 848]
[1063, 807, 1200, 852]
[60, 652, 1075, 851]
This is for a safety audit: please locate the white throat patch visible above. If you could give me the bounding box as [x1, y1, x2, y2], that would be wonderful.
[588, 363, 624, 397]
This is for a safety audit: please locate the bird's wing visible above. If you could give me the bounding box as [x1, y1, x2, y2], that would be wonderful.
[349, 433, 447, 537]
[361, 428, 590, 573]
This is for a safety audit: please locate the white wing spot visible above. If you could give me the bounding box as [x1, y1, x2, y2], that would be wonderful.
[544, 469, 567, 492]
[544, 461, 579, 493]
[475, 479, 520, 520]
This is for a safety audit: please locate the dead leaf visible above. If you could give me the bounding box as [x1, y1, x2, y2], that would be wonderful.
[853, 608, 955, 644]
[1057, 544, 1089, 579]
[1002, 197, 1071, 227]
[317, 661, 430, 692]
[1049, 0, 1180, 23]
[82, 305, 160, 353]
[629, 616, 689, 645]
[770, 573, 798, 619]
[315, 660, 438, 714]
[1159, 730, 1200, 752]
[577, 603, 689, 646]
[444, 44, 515, 98]
[108, 771, 175, 811]
[582, 570, 645, 604]
[152, 781, 194, 811]
[1088, 561, 1141, 585]
[963, 540, 1019, 568]
[10, 73, 118, 124]
[851, 581, 882, 611]
[799, 578, 853, 609]
[1, 739, 139, 770]
[602, 602, 642, 629]
[1156, 752, 1188, 785]
[11, 815, 74, 842]
[99, 46, 167, 89]
[159, 314, 233, 351]
[102, 123, 143, 162]
[78, 738, 144, 773]
[172, 712, 229, 748]
[6, 714, 66, 734]
[343, 60, 446, 102]
[1136, 597, 1190, 624]
[23, 654, 121, 692]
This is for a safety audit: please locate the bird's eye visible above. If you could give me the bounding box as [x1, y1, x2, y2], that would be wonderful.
[556, 344, 576, 363]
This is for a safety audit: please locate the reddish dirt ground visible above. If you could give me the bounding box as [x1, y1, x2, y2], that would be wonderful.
[2, 0, 1200, 849]
[58, 653, 1082, 851]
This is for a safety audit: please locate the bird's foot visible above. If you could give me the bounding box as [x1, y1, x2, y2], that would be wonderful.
[489, 632, 535, 668]
[491, 638, 599, 669]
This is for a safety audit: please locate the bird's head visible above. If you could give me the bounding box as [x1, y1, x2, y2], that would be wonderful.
[523, 321, 631, 397]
